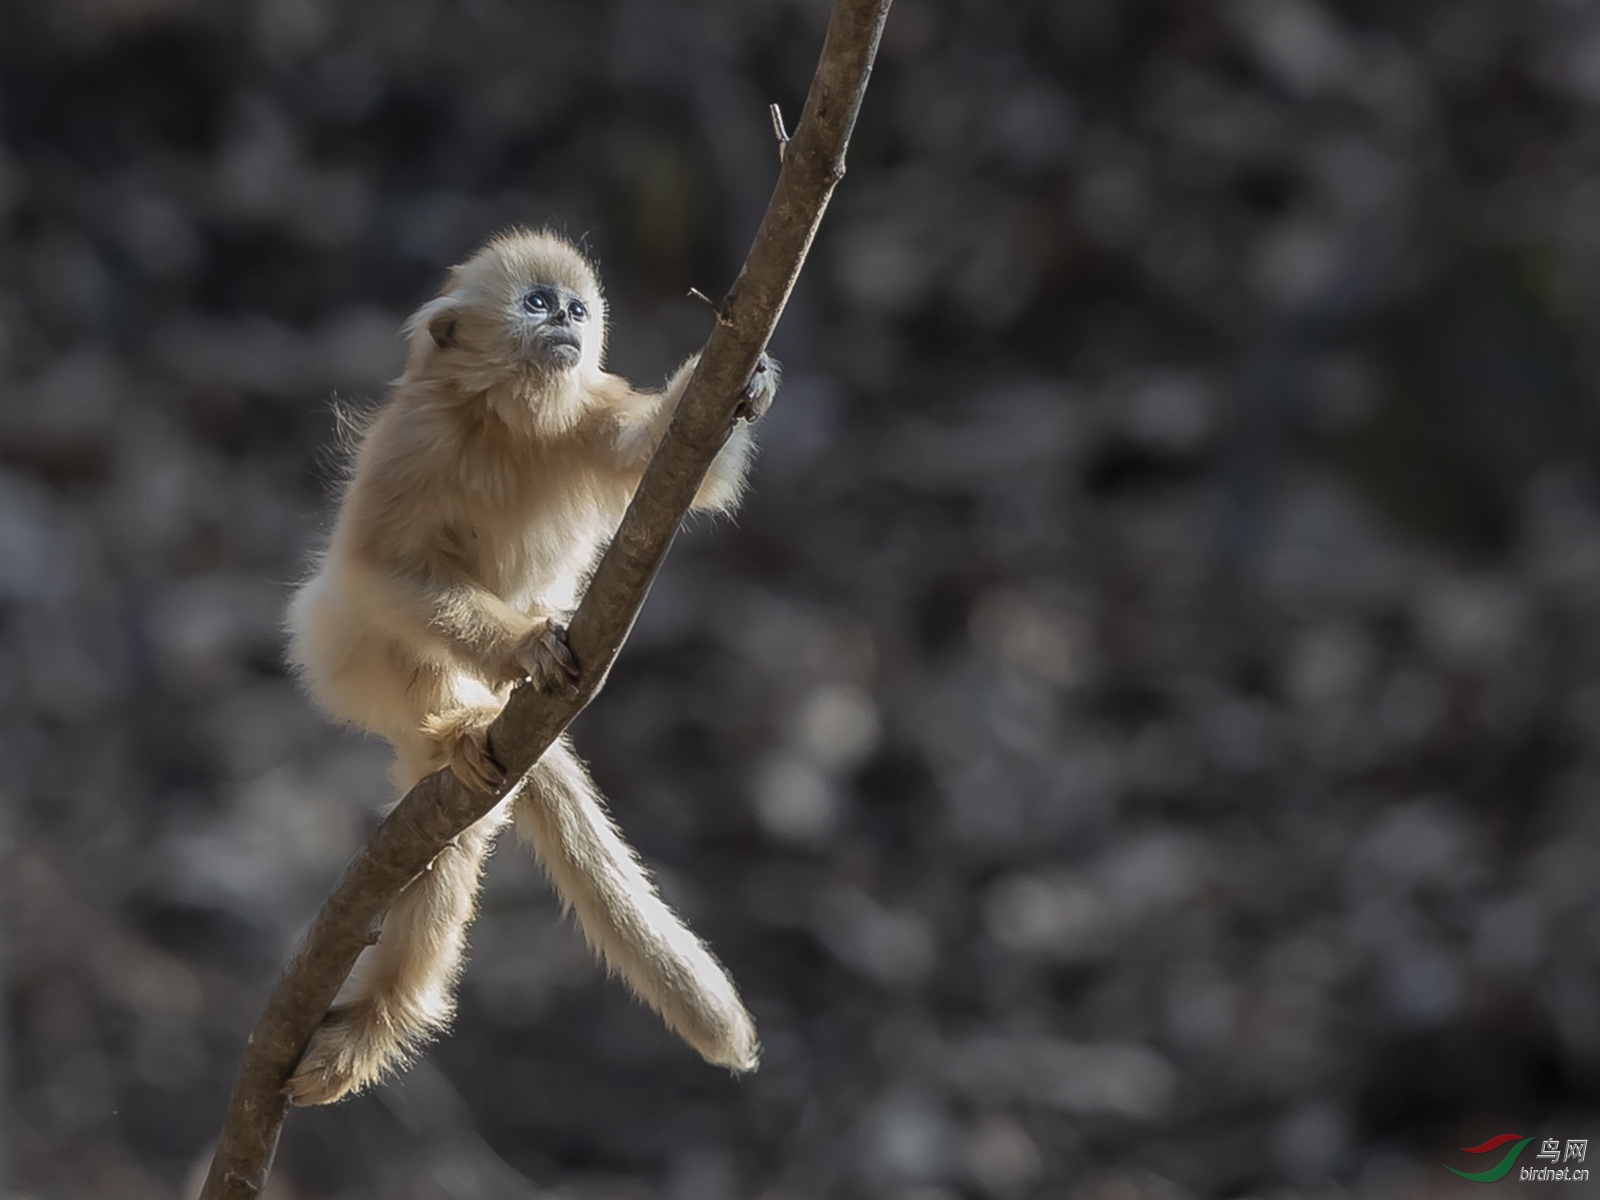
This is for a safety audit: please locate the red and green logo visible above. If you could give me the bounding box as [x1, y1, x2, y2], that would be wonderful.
[1446, 1134, 1534, 1182]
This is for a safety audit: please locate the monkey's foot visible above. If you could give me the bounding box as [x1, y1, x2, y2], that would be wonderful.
[422, 706, 506, 792]
[515, 621, 580, 695]
[285, 1000, 420, 1106]
[735, 353, 779, 422]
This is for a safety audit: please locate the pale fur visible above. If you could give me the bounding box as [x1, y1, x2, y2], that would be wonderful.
[283, 229, 766, 1106]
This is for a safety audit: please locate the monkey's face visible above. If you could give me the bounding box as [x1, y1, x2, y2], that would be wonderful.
[515, 282, 592, 371]
[405, 233, 614, 438]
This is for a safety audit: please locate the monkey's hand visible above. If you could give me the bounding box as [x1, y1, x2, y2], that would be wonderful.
[513, 619, 581, 695]
[734, 353, 779, 423]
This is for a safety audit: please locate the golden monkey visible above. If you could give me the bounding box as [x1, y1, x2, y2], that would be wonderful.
[283, 229, 772, 1106]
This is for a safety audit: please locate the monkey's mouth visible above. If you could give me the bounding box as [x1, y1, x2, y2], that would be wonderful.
[540, 329, 582, 367]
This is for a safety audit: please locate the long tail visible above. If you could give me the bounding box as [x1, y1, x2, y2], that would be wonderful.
[285, 803, 510, 1106]
[514, 734, 759, 1071]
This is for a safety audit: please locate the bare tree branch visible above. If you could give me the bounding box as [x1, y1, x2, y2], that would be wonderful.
[198, 1, 892, 1196]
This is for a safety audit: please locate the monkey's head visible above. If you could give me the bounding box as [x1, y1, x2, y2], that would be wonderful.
[406, 230, 608, 405]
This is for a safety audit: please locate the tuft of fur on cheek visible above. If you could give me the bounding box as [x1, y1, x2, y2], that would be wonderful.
[500, 312, 533, 357]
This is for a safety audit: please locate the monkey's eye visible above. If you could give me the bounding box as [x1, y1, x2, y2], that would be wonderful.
[569, 300, 589, 322]
[521, 289, 554, 314]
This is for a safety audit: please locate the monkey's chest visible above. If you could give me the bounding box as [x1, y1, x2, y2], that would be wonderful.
[457, 463, 625, 615]
[492, 510, 612, 615]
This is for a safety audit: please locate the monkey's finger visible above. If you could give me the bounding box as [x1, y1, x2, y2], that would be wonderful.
[735, 388, 766, 421]
[524, 648, 580, 697]
[737, 393, 772, 423]
[540, 625, 580, 678]
[537, 665, 582, 697]
[738, 357, 777, 422]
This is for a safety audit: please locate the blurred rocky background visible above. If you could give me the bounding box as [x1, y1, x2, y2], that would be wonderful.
[3, 0, 1600, 1196]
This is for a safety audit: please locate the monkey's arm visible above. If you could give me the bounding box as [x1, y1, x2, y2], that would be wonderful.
[380, 569, 576, 684]
[415, 577, 546, 677]
[347, 557, 560, 686]
[603, 354, 777, 513]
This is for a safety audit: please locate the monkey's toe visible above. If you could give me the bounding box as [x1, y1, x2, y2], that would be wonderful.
[446, 734, 506, 793]
[424, 708, 508, 793]
[285, 1059, 354, 1107]
[285, 1019, 367, 1107]
[422, 704, 508, 800]
[286, 1004, 408, 1106]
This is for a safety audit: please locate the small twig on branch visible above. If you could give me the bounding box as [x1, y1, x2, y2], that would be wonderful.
[686, 285, 726, 320]
[769, 102, 791, 160]
[198, 1, 892, 1197]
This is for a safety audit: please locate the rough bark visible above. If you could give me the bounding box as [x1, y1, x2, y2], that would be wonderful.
[199, 1, 891, 1196]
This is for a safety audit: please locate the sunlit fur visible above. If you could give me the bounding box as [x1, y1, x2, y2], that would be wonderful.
[283, 230, 769, 1106]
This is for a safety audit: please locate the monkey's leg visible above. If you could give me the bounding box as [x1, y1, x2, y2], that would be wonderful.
[287, 673, 512, 1107]
[285, 798, 510, 1106]
[514, 734, 760, 1071]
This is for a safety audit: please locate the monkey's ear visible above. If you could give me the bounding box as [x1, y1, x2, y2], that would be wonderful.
[428, 312, 459, 351]
[406, 295, 462, 357]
